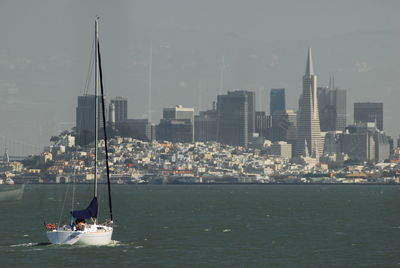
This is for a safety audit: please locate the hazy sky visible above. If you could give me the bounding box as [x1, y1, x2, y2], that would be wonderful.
[1, 0, 400, 154]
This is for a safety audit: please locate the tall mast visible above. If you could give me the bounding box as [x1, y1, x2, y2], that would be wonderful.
[94, 17, 99, 198]
[97, 20, 114, 222]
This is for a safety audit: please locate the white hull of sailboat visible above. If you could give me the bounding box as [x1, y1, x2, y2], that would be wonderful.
[47, 226, 113, 246]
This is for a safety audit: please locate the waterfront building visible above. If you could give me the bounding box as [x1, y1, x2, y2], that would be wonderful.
[354, 102, 383, 131]
[217, 91, 249, 147]
[295, 48, 323, 158]
[270, 88, 285, 115]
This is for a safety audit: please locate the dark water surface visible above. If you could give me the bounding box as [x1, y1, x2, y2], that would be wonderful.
[1, 184, 399, 267]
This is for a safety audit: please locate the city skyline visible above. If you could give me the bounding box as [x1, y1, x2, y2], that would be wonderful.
[0, 0, 399, 155]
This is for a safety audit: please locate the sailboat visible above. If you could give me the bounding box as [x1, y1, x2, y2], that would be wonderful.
[46, 18, 114, 246]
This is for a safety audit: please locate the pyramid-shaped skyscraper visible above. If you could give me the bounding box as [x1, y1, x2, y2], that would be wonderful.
[295, 48, 323, 158]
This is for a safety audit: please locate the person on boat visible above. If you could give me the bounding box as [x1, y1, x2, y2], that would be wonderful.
[75, 218, 86, 231]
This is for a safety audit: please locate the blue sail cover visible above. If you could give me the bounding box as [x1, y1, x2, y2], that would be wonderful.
[71, 197, 98, 219]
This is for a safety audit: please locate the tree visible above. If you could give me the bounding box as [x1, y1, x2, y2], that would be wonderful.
[50, 136, 60, 144]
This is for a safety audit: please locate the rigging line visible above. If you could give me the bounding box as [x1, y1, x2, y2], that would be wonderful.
[98, 39, 113, 222]
[71, 168, 76, 222]
[83, 34, 96, 96]
[78, 33, 95, 147]
[58, 181, 71, 227]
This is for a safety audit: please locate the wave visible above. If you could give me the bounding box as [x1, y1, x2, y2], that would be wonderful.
[9, 242, 50, 247]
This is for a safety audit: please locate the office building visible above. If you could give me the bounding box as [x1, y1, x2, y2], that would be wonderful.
[340, 122, 389, 163]
[354, 102, 383, 131]
[255, 112, 272, 139]
[195, 107, 218, 142]
[229, 90, 256, 134]
[323, 131, 342, 155]
[217, 91, 248, 147]
[271, 110, 297, 142]
[157, 119, 193, 143]
[157, 105, 194, 143]
[109, 97, 127, 123]
[317, 77, 346, 131]
[270, 88, 285, 115]
[76, 95, 105, 146]
[121, 119, 154, 141]
[296, 48, 323, 158]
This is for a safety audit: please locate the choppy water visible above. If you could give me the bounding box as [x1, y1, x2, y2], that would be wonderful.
[1, 184, 400, 267]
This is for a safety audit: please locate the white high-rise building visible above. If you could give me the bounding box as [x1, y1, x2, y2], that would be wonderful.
[296, 48, 323, 159]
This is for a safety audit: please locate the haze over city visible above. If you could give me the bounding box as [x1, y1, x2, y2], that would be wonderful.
[0, 0, 399, 155]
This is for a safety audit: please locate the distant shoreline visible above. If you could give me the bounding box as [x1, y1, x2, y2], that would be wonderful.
[9, 182, 400, 186]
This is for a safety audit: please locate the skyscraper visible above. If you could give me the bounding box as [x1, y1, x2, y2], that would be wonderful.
[354, 102, 383, 131]
[271, 110, 297, 142]
[296, 48, 323, 158]
[317, 77, 346, 131]
[195, 106, 218, 142]
[231, 90, 255, 134]
[270, 88, 285, 115]
[246, 90, 256, 134]
[157, 105, 194, 143]
[255, 111, 272, 139]
[109, 96, 128, 123]
[76, 95, 105, 146]
[217, 91, 248, 147]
